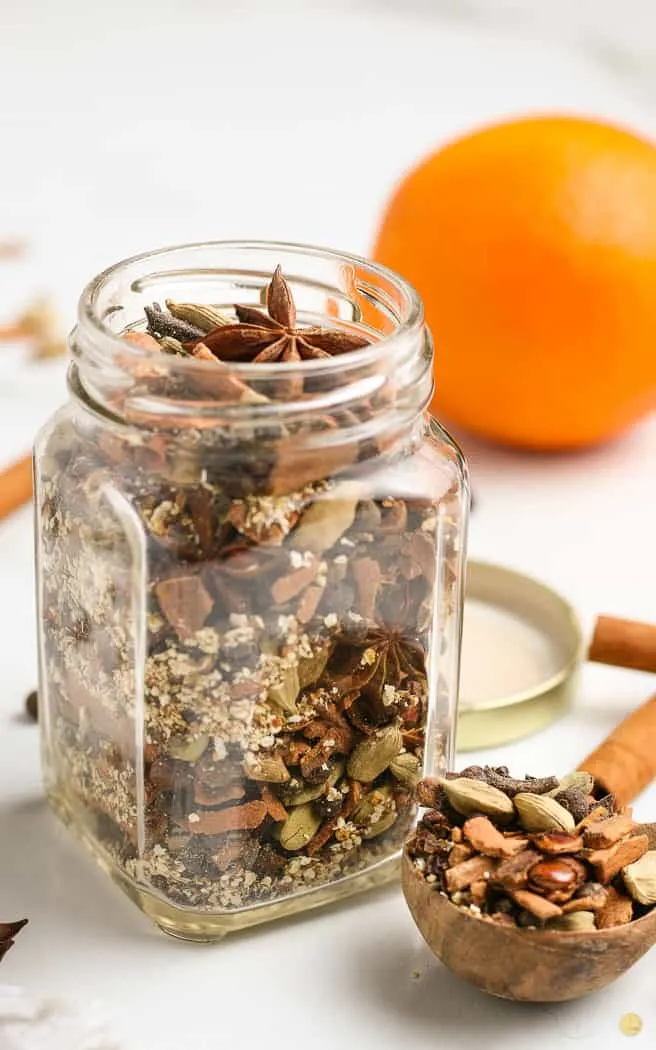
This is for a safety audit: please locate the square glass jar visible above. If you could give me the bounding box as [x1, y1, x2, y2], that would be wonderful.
[34, 242, 468, 940]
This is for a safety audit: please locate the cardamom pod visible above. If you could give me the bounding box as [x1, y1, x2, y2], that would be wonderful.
[290, 498, 359, 554]
[547, 771, 594, 798]
[167, 733, 210, 762]
[363, 807, 398, 840]
[389, 752, 422, 790]
[347, 722, 403, 782]
[548, 911, 597, 932]
[267, 663, 301, 714]
[158, 336, 188, 356]
[515, 793, 576, 833]
[352, 784, 394, 826]
[243, 752, 290, 784]
[623, 850, 656, 905]
[278, 802, 322, 852]
[439, 777, 515, 824]
[165, 299, 232, 333]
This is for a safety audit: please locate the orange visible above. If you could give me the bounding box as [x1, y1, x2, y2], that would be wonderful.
[373, 115, 656, 449]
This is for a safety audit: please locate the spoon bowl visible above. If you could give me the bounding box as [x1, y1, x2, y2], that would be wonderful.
[402, 823, 656, 1002]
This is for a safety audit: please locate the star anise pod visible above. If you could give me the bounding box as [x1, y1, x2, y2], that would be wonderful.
[330, 626, 426, 712]
[0, 919, 28, 964]
[185, 266, 370, 363]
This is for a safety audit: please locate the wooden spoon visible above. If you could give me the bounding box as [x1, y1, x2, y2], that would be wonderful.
[403, 694, 656, 1002]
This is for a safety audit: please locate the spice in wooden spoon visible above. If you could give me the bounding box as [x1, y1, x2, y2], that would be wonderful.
[404, 723, 656, 1002]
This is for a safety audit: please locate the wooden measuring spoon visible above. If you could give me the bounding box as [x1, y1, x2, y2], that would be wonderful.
[402, 693, 656, 1002]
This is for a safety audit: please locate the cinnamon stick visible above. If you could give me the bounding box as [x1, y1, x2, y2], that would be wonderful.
[589, 615, 656, 674]
[0, 453, 33, 520]
[579, 692, 656, 806]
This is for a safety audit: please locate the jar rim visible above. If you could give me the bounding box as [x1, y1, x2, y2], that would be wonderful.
[76, 238, 425, 379]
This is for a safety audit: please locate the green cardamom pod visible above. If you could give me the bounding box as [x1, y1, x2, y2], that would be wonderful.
[363, 807, 398, 840]
[158, 336, 188, 356]
[267, 663, 301, 714]
[347, 723, 403, 782]
[547, 771, 594, 798]
[548, 911, 597, 932]
[278, 802, 322, 852]
[623, 850, 656, 905]
[389, 752, 422, 790]
[515, 792, 576, 833]
[165, 299, 232, 333]
[439, 777, 515, 824]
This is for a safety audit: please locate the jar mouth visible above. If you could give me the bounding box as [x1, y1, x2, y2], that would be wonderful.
[77, 239, 424, 380]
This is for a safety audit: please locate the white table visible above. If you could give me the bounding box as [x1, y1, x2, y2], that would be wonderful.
[1, 3, 655, 1047]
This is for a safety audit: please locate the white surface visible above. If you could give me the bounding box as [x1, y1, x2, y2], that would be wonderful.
[1, 3, 656, 1048]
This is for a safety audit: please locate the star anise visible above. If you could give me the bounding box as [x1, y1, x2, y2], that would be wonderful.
[0, 919, 28, 964]
[185, 266, 370, 363]
[330, 626, 426, 720]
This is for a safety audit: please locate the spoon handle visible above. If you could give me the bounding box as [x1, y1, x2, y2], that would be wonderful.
[578, 691, 656, 806]
[588, 615, 656, 674]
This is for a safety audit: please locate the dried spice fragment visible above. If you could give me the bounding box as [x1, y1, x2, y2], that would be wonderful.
[185, 800, 268, 836]
[583, 812, 636, 850]
[408, 762, 655, 933]
[155, 574, 214, 639]
[0, 919, 28, 964]
[596, 885, 634, 929]
[587, 834, 649, 884]
[511, 890, 562, 921]
[494, 850, 542, 891]
[289, 497, 358, 553]
[463, 816, 528, 858]
[445, 855, 496, 893]
[532, 831, 583, 855]
[528, 857, 586, 902]
[25, 689, 38, 722]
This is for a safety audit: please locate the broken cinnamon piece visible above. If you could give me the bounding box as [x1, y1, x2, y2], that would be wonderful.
[194, 783, 245, 808]
[586, 834, 649, 884]
[596, 885, 634, 929]
[155, 574, 214, 639]
[271, 561, 318, 604]
[122, 331, 162, 351]
[352, 557, 381, 619]
[449, 843, 474, 867]
[532, 831, 584, 855]
[511, 890, 563, 921]
[297, 583, 325, 624]
[576, 805, 612, 832]
[416, 777, 442, 809]
[583, 812, 636, 849]
[445, 855, 496, 893]
[260, 786, 288, 823]
[562, 884, 608, 914]
[186, 800, 268, 836]
[463, 816, 527, 858]
[493, 849, 542, 891]
[469, 880, 488, 907]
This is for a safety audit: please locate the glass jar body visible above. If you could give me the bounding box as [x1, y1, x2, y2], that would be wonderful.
[34, 244, 468, 940]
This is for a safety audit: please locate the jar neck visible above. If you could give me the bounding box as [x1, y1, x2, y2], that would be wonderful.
[69, 241, 433, 489]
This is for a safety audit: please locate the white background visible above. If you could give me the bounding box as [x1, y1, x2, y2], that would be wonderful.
[1, 2, 656, 1047]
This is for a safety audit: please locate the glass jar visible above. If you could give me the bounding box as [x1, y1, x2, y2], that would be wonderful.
[34, 242, 469, 940]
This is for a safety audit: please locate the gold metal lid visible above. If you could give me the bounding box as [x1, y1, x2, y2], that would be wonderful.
[457, 560, 585, 751]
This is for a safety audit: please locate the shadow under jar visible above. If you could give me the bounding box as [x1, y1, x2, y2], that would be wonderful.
[34, 242, 469, 941]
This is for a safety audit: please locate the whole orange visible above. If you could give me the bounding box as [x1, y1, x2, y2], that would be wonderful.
[373, 115, 656, 449]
